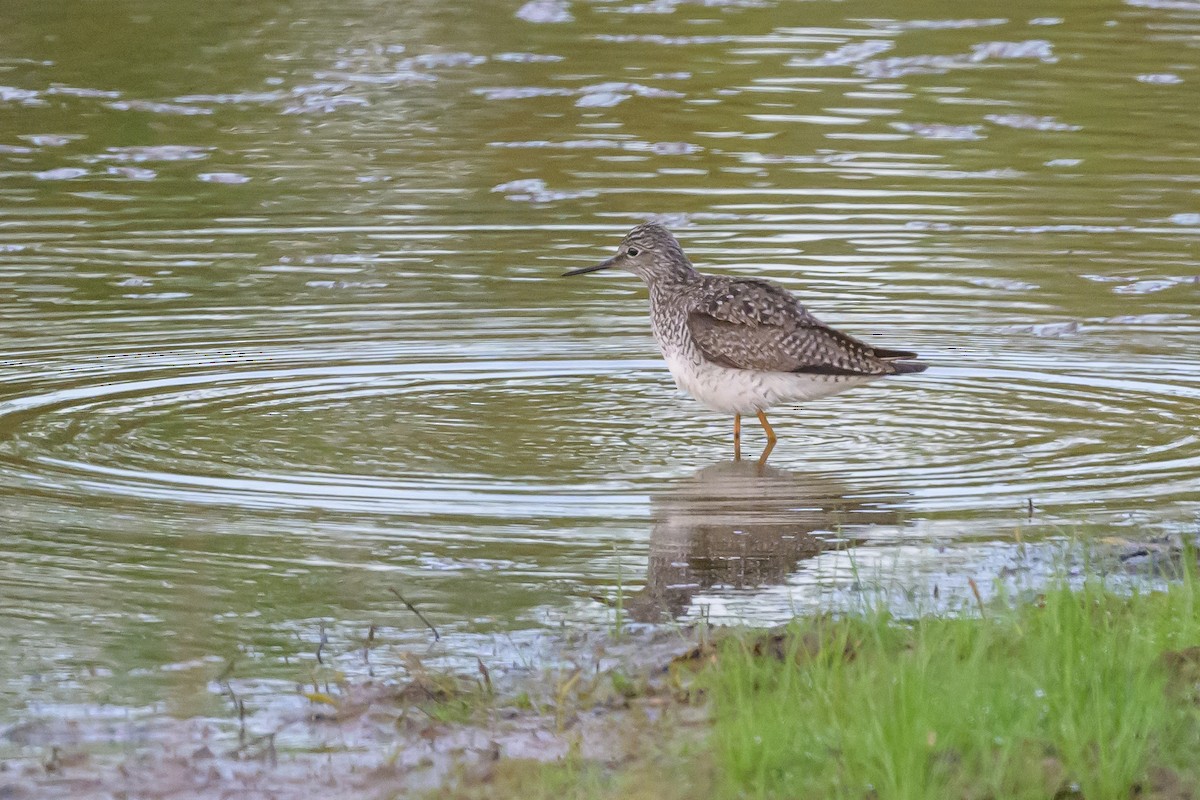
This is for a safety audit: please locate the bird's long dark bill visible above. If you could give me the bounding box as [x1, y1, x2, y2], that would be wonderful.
[563, 255, 619, 277]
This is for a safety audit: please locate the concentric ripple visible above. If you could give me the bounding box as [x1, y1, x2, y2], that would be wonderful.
[1, 330, 1196, 524]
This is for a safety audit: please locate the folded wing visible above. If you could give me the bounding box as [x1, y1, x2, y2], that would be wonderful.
[686, 278, 926, 376]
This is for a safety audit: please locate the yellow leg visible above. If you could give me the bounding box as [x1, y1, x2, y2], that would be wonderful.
[756, 410, 777, 442]
[756, 410, 776, 465]
[733, 413, 741, 461]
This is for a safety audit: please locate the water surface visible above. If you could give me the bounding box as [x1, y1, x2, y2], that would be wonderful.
[1, 0, 1198, 728]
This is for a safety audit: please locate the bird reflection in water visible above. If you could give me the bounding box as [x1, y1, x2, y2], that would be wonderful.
[626, 460, 904, 622]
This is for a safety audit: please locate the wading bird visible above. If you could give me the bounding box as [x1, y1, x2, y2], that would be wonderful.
[564, 224, 927, 460]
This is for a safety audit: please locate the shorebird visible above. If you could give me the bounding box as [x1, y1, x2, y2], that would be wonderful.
[564, 223, 927, 460]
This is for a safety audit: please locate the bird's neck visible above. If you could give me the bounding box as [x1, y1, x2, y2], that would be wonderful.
[646, 272, 700, 322]
[644, 265, 699, 293]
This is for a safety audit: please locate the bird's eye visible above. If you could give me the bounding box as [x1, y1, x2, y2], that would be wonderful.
[627, 247, 640, 256]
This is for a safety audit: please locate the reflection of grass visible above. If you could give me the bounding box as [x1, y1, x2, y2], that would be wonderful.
[707, 567, 1200, 799]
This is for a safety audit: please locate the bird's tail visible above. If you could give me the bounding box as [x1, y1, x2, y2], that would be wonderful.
[871, 345, 928, 374]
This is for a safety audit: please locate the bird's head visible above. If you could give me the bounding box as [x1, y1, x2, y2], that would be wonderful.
[564, 223, 695, 285]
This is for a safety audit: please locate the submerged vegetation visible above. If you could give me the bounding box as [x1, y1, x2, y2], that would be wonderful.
[8, 557, 1200, 799]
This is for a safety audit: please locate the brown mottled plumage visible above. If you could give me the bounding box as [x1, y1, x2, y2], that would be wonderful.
[564, 223, 927, 457]
[688, 279, 921, 376]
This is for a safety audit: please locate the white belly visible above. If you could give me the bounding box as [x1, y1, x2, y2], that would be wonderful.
[662, 349, 874, 415]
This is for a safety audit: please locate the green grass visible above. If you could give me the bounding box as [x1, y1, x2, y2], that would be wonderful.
[706, 572, 1200, 799]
